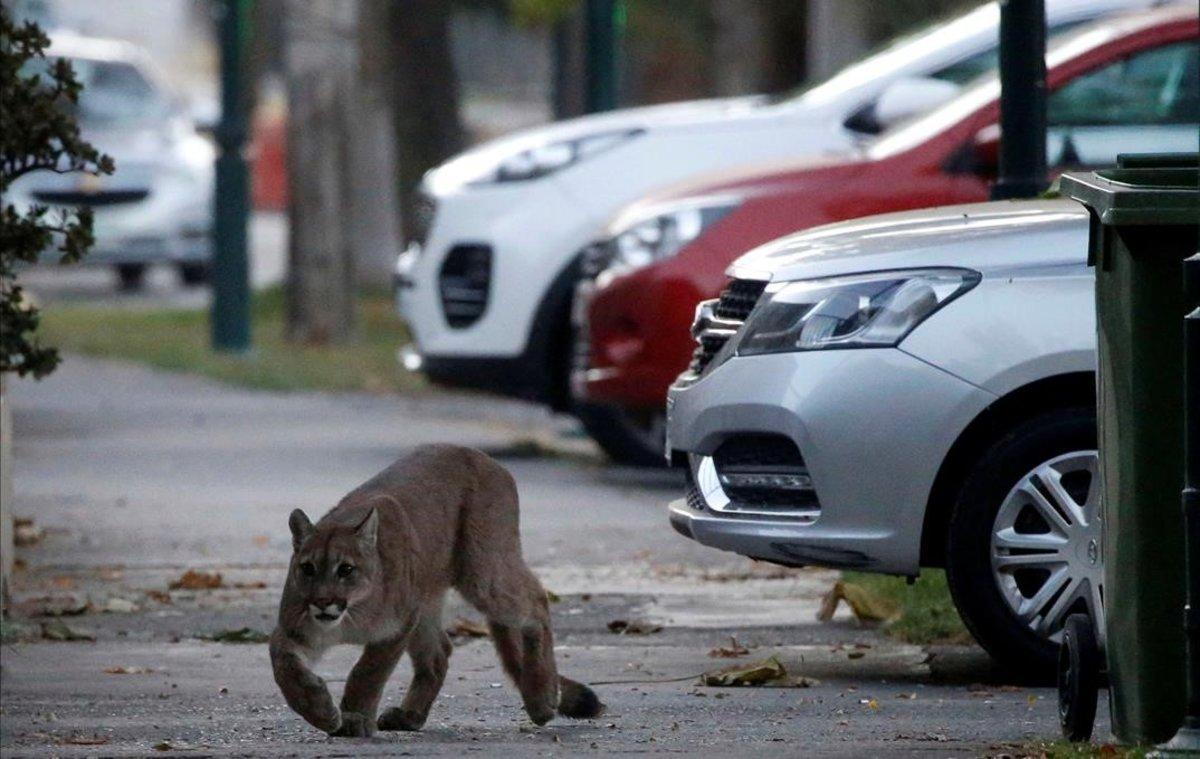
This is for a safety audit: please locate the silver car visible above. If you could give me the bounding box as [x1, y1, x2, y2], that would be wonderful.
[666, 200, 1101, 673]
[9, 32, 214, 290]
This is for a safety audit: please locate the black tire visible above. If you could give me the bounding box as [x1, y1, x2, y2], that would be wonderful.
[1058, 613, 1100, 742]
[178, 262, 210, 287]
[115, 264, 146, 291]
[574, 402, 667, 468]
[945, 407, 1096, 677]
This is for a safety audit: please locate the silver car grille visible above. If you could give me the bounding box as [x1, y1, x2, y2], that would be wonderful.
[686, 278, 767, 376]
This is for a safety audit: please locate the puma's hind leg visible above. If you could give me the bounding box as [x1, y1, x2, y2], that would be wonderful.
[489, 616, 605, 722]
[488, 617, 559, 725]
[461, 568, 559, 725]
[378, 598, 452, 732]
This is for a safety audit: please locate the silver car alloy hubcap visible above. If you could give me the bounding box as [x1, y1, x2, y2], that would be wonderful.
[990, 451, 1103, 645]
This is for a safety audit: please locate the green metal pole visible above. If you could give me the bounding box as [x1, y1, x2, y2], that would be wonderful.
[584, 0, 618, 113]
[212, 0, 250, 352]
[991, 0, 1047, 200]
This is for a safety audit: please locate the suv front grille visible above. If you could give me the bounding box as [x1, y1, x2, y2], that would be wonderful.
[439, 244, 492, 329]
[687, 278, 767, 375]
[33, 189, 150, 206]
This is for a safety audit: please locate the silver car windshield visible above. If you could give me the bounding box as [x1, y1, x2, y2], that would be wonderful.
[21, 56, 169, 127]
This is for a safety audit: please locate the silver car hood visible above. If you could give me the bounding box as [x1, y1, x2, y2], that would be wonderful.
[728, 199, 1091, 282]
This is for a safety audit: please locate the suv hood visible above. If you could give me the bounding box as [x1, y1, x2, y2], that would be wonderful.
[425, 95, 771, 194]
[728, 200, 1090, 282]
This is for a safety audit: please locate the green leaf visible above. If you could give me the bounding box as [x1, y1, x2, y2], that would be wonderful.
[1, 5, 113, 379]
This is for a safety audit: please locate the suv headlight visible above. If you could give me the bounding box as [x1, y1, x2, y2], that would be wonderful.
[602, 195, 741, 273]
[493, 129, 643, 182]
[736, 268, 980, 356]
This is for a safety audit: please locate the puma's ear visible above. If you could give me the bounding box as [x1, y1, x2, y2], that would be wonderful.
[355, 506, 379, 550]
[288, 509, 314, 552]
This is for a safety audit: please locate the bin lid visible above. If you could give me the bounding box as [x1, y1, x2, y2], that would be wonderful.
[1060, 153, 1199, 226]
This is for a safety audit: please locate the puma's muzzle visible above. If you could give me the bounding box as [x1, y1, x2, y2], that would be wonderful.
[309, 600, 346, 624]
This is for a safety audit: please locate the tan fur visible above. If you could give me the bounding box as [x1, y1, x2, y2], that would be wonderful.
[269, 445, 604, 736]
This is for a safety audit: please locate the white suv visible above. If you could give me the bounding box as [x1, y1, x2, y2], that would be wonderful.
[395, 0, 1157, 410]
[666, 200, 1101, 672]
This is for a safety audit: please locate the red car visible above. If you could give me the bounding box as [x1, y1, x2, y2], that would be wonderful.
[573, 5, 1199, 465]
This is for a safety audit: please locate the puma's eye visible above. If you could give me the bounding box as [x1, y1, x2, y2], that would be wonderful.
[299, 562, 316, 577]
[336, 563, 355, 578]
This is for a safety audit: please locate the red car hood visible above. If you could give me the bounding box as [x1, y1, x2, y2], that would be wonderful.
[605, 149, 872, 236]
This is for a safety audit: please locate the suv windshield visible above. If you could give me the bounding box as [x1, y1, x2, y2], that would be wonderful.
[22, 55, 169, 127]
[775, 2, 998, 105]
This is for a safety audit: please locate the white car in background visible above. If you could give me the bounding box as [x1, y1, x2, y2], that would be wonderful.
[9, 32, 214, 290]
[666, 200, 1100, 672]
[395, 0, 1161, 412]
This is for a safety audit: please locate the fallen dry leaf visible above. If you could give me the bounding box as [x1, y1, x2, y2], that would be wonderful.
[251, 534, 270, 548]
[169, 570, 223, 590]
[104, 666, 155, 674]
[14, 517, 42, 546]
[231, 581, 267, 590]
[153, 739, 194, 751]
[816, 581, 900, 624]
[198, 627, 270, 644]
[50, 576, 77, 590]
[41, 620, 95, 642]
[145, 590, 172, 605]
[700, 655, 819, 688]
[607, 619, 662, 635]
[446, 618, 490, 639]
[102, 597, 139, 614]
[707, 636, 750, 658]
[58, 734, 109, 746]
[18, 594, 90, 617]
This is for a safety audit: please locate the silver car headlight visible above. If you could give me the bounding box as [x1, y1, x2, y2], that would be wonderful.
[493, 129, 643, 182]
[736, 268, 980, 356]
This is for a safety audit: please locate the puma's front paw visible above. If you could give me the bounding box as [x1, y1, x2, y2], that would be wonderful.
[329, 710, 375, 738]
[377, 707, 426, 732]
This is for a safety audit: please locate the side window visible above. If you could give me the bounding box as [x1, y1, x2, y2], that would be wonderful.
[1049, 42, 1200, 127]
[931, 47, 998, 86]
[930, 18, 1093, 86]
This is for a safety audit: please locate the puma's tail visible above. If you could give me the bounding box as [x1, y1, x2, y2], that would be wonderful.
[557, 676, 605, 718]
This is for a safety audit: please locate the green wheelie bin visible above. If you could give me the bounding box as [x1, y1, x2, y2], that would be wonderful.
[1060, 153, 1200, 745]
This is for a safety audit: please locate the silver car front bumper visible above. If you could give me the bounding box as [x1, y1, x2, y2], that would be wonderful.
[665, 348, 997, 575]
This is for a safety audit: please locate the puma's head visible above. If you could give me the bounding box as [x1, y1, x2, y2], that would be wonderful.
[287, 507, 379, 627]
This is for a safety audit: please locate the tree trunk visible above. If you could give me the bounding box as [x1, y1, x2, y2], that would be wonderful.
[387, 0, 465, 245]
[761, 0, 807, 94]
[0, 374, 13, 618]
[710, 0, 767, 96]
[283, 0, 356, 344]
[347, 0, 403, 289]
[805, 0, 870, 82]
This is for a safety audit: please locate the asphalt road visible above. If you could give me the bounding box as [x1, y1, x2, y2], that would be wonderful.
[17, 211, 288, 309]
[0, 355, 1107, 757]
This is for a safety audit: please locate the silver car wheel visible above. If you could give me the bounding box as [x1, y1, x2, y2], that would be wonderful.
[990, 451, 1103, 644]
